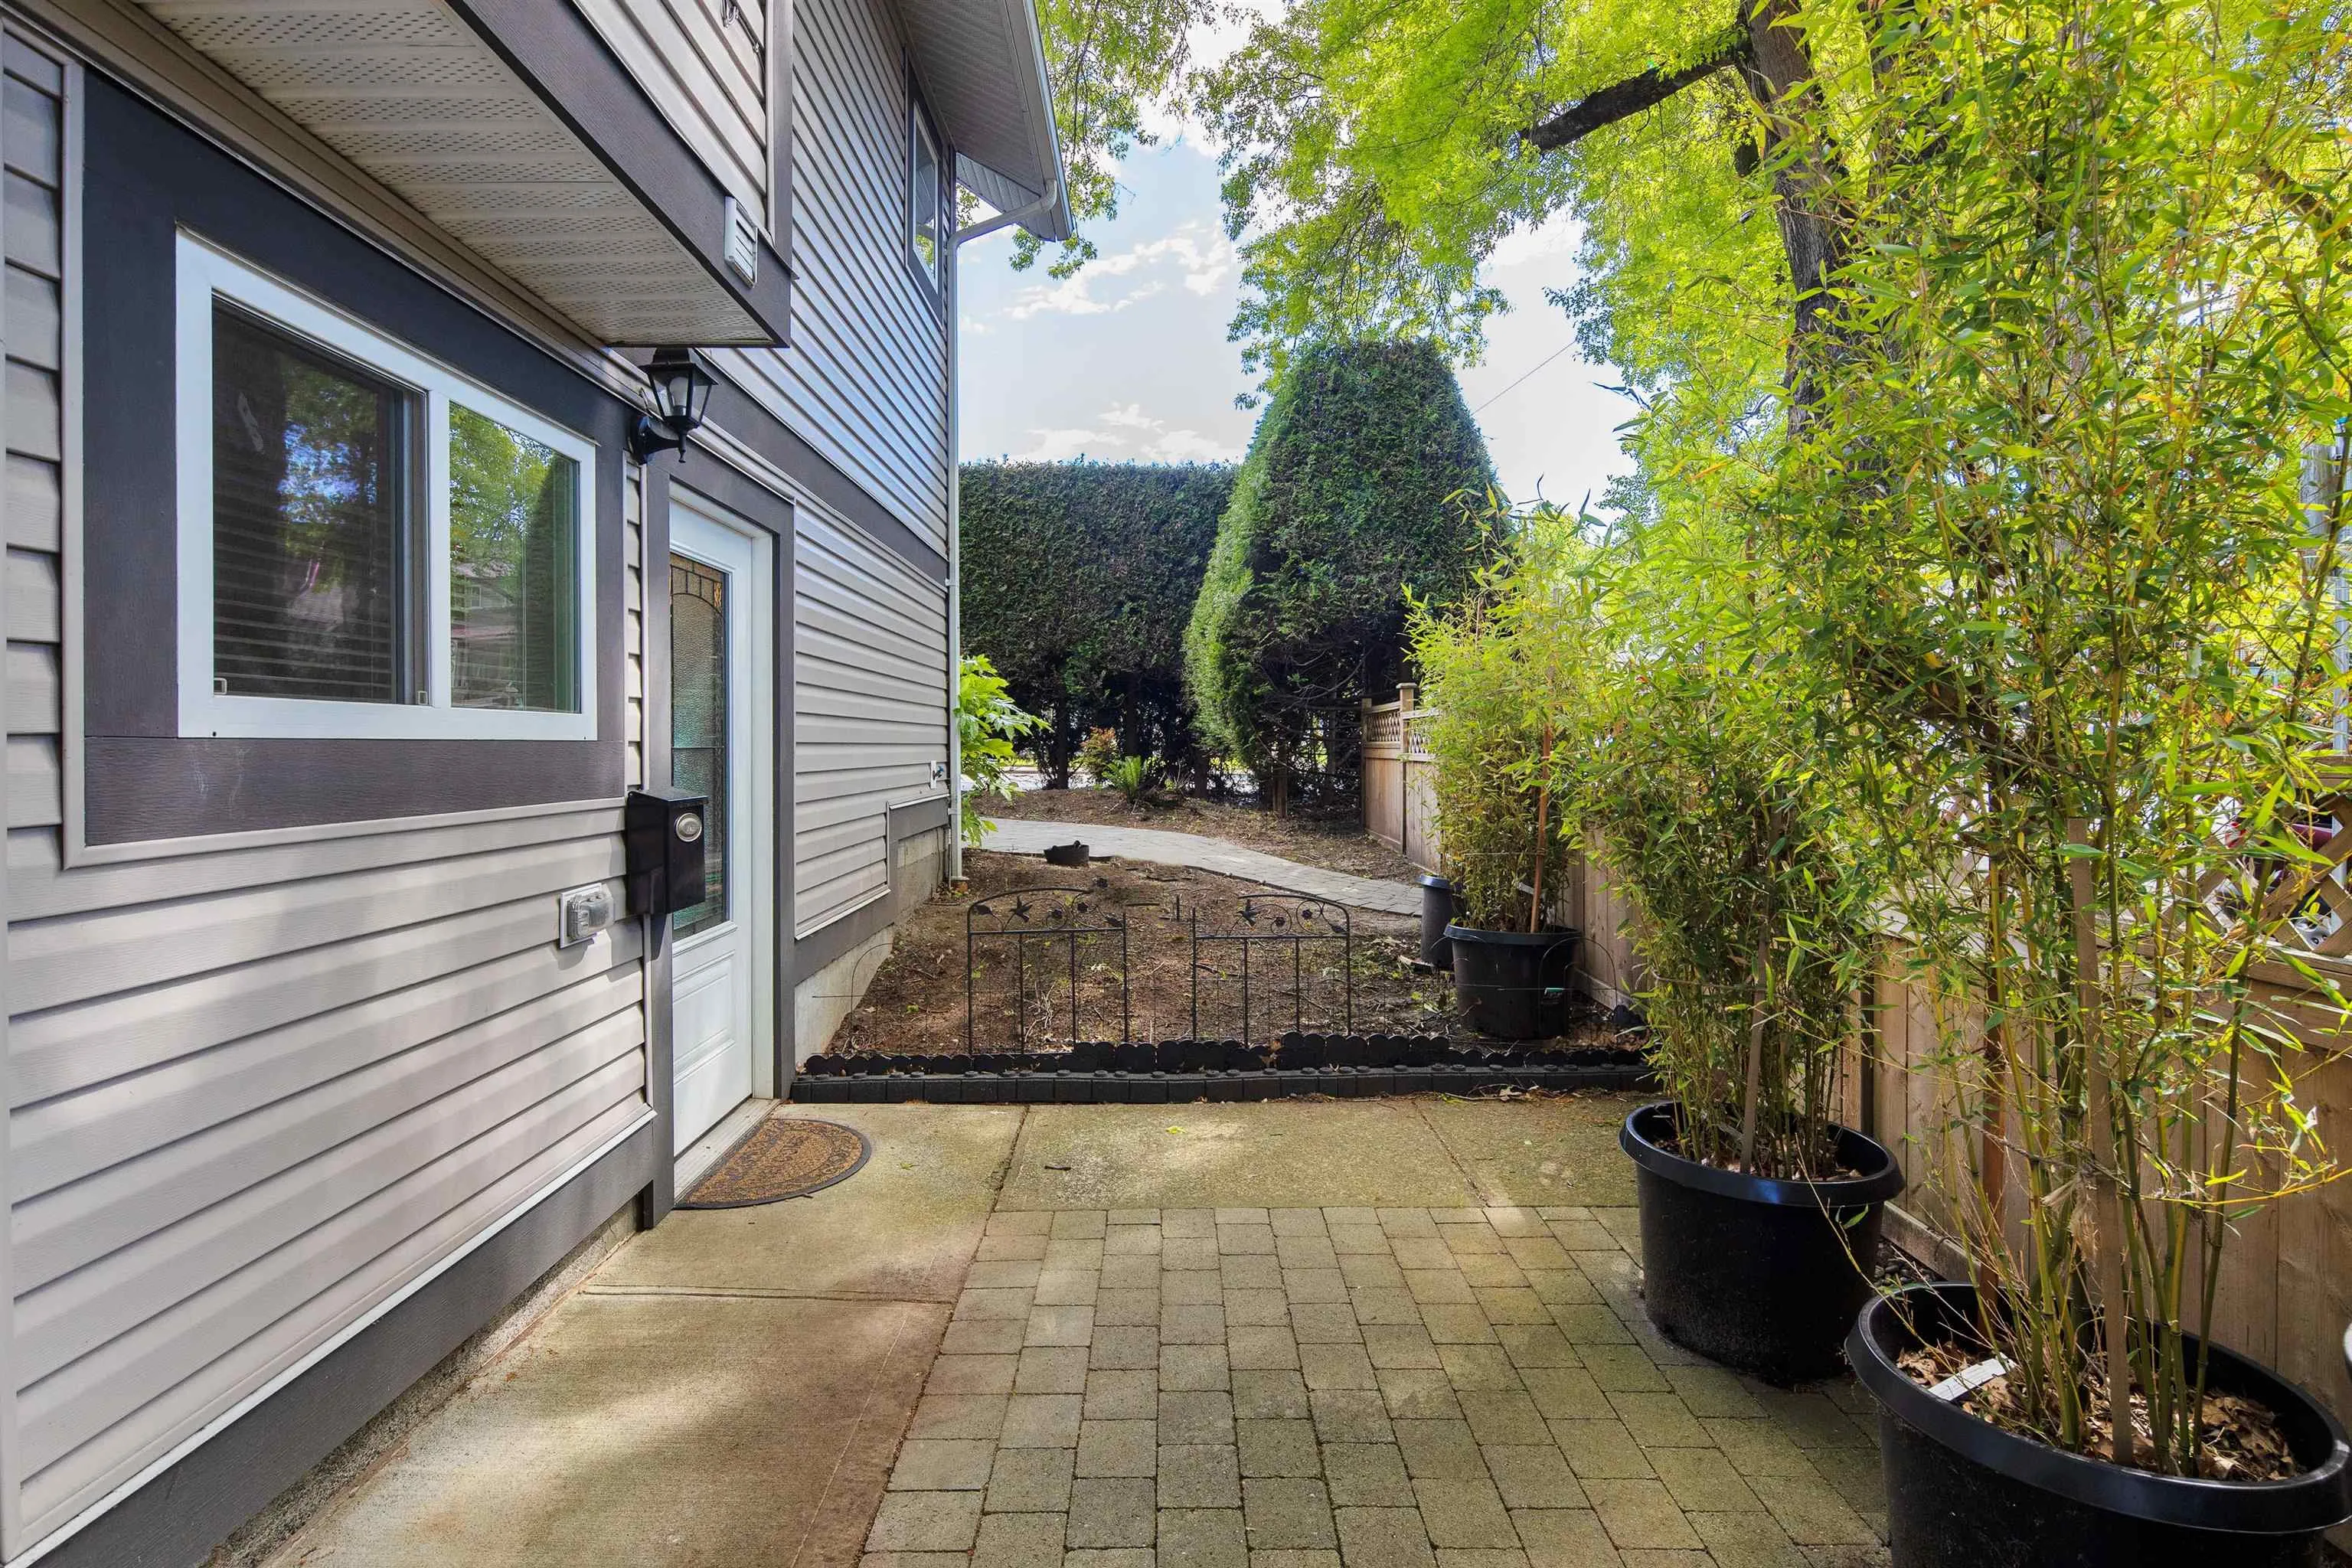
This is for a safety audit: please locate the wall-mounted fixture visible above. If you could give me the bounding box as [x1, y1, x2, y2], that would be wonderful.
[626, 785, 710, 921]
[628, 346, 715, 462]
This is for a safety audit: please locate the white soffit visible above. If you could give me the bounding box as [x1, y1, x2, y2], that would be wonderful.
[896, 0, 1070, 240]
[136, 0, 766, 345]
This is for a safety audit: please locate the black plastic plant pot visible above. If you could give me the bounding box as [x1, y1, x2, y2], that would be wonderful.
[1418, 875, 1456, 969]
[1619, 1101, 1902, 1381]
[1849, 1284, 2352, 1567]
[1446, 924, 1580, 1040]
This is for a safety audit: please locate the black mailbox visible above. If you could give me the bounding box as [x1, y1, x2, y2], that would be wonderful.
[626, 786, 709, 920]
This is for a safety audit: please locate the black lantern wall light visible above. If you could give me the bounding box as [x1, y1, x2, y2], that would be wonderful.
[628, 345, 715, 462]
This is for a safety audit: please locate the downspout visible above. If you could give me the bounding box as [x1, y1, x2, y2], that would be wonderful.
[946, 178, 1061, 884]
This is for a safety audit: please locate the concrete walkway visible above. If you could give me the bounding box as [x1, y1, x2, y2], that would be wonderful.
[982, 820, 1421, 917]
[268, 1098, 1890, 1568]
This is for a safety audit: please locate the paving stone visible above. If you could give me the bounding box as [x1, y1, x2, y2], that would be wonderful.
[1225, 1256, 1288, 1291]
[1484, 1207, 1547, 1237]
[1583, 1479, 1700, 1550]
[1457, 1393, 1550, 1448]
[867, 1491, 984, 1552]
[890, 1439, 998, 1491]
[1700, 1420, 1824, 1480]
[1304, 1387, 1391, 1446]
[1687, 1512, 1807, 1568]
[1803, 1442, 1886, 1524]
[1325, 1207, 1380, 1227]
[962, 1288, 1040, 1321]
[1272, 1208, 1330, 1236]
[1438, 1347, 1524, 1393]
[1547, 1420, 1655, 1480]
[911, 1393, 1011, 1440]
[1106, 1256, 1165, 1290]
[1069, 1554, 1158, 1568]
[1230, 1289, 1295, 1326]
[1160, 1508, 1250, 1568]
[1099, 1289, 1165, 1328]
[1748, 1389, 1875, 1452]
[1393, 1239, 1456, 1272]
[1501, 1236, 1572, 1269]
[1479, 1446, 1584, 1511]
[1456, 1258, 1527, 1290]
[1068, 1478, 1158, 1549]
[1277, 1235, 1341, 1270]
[1232, 1325, 1302, 1371]
[1404, 1272, 1478, 1308]
[1377, 1367, 1462, 1419]
[1109, 1227, 1167, 1256]
[972, 1260, 1048, 1289]
[1280, 1336, 1378, 1393]
[1293, 1302, 1364, 1344]
[1577, 1346, 1668, 1393]
[1039, 1270, 1105, 1306]
[930, 1354, 1021, 1396]
[1050, 1241, 1111, 1271]
[1219, 1208, 1272, 1225]
[991, 1214, 1057, 1236]
[1167, 1238, 1223, 1270]
[1237, 1418, 1322, 1478]
[1615, 1551, 1711, 1568]
[1646, 1446, 1759, 1514]
[1161, 1442, 1245, 1508]
[1246, 1478, 1339, 1549]
[1364, 1325, 1441, 1371]
[1222, 1224, 1280, 1256]
[1331, 1225, 1392, 1256]
[1507, 1508, 1618, 1568]
[1547, 1221, 1616, 1251]
[975, 1511, 1070, 1568]
[1285, 1269, 1350, 1304]
[1340, 1256, 1407, 1291]
[988, 1447, 1077, 1511]
[1256, 1553, 1344, 1568]
[1746, 1473, 1877, 1545]
[1393, 1419, 1486, 1481]
[1165, 1304, 1232, 1345]
[1171, 1270, 1233, 1303]
[1020, 1345, 1094, 1395]
[1166, 1210, 1218, 1240]
[1003, 1393, 1085, 1448]
[1606, 1393, 1708, 1449]
[861, 1552, 972, 1568]
[1080, 1419, 1160, 1478]
[1030, 1305, 1098, 1347]
[1163, 1344, 1233, 1392]
[1412, 1477, 1518, 1549]
[1473, 1290, 1553, 1327]
[1518, 1370, 1610, 1423]
[1162, 1390, 1239, 1444]
[1378, 1209, 1440, 1238]
[1234, 1369, 1312, 1419]
[1530, 1209, 1592, 1223]
[979, 1233, 1054, 1263]
[1423, 1306, 1498, 1346]
[1519, 1272, 1599, 1308]
[1495, 1325, 1577, 1369]
[944, 1320, 1033, 1355]
[1334, 1506, 1438, 1568]
[1057, 1213, 1112, 1239]
[1353, 1289, 1426, 1327]
[1550, 1307, 1633, 1348]
[1435, 1551, 1530, 1568]
[1111, 1209, 1162, 1227]
[1303, 1439, 1400, 1505]
[1096, 1327, 1165, 1370]
[1441, 1229, 1503, 1259]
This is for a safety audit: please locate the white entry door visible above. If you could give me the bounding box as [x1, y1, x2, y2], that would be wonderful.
[668, 493, 775, 1153]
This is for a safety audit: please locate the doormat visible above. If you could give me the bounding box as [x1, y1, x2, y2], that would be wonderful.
[678, 1116, 871, 1208]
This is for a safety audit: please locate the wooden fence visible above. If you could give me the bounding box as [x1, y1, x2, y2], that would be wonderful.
[1361, 693, 2352, 1432]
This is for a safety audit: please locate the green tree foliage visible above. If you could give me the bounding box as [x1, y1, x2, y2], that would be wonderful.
[1184, 339, 1494, 811]
[956, 654, 1044, 847]
[959, 461, 1233, 784]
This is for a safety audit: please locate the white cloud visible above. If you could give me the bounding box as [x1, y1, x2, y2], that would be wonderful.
[998, 224, 1232, 319]
[1008, 402, 1244, 465]
[1486, 211, 1584, 271]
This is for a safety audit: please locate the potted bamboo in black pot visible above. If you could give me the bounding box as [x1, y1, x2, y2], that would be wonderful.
[1583, 656, 1900, 1382]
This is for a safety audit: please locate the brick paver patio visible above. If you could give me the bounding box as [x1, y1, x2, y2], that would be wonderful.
[866, 1203, 1887, 1568]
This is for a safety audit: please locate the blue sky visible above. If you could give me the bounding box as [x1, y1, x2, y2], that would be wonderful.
[956, 129, 1639, 511]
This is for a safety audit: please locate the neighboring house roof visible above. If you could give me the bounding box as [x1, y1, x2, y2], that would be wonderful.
[897, 0, 1073, 241]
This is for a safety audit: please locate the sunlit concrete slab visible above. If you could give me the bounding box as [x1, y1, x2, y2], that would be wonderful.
[1417, 1091, 1643, 1207]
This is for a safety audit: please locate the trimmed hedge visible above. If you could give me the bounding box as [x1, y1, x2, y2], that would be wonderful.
[960, 461, 1236, 783]
[1184, 340, 1494, 809]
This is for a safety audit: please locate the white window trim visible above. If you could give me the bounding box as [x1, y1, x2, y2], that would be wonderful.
[907, 100, 944, 292]
[175, 233, 599, 743]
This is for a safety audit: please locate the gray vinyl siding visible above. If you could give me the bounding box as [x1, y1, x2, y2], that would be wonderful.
[710, 0, 950, 550]
[793, 505, 946, 934]
[573, 0, 773, 225]
[0, 45, 657, 1548]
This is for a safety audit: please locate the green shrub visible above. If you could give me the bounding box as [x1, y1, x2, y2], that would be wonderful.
[1075, 726, 1121, 786]
[1184, 339, 1494, 812]
[956, 654, 1042, 847]
[1099, 754, 1159, 805]
[960, 462, 1234, 784]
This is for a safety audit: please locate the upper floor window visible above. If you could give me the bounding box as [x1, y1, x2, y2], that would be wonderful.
[908, 96, 945, 291]
[176, 235, 597, 741]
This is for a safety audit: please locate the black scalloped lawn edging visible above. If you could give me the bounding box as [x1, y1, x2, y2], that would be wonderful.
[787, 1034, 1655, 1104]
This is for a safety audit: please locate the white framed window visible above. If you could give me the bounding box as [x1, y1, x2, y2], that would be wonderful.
[175, 233, 598, 742]
[907, 97, 945, 290]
